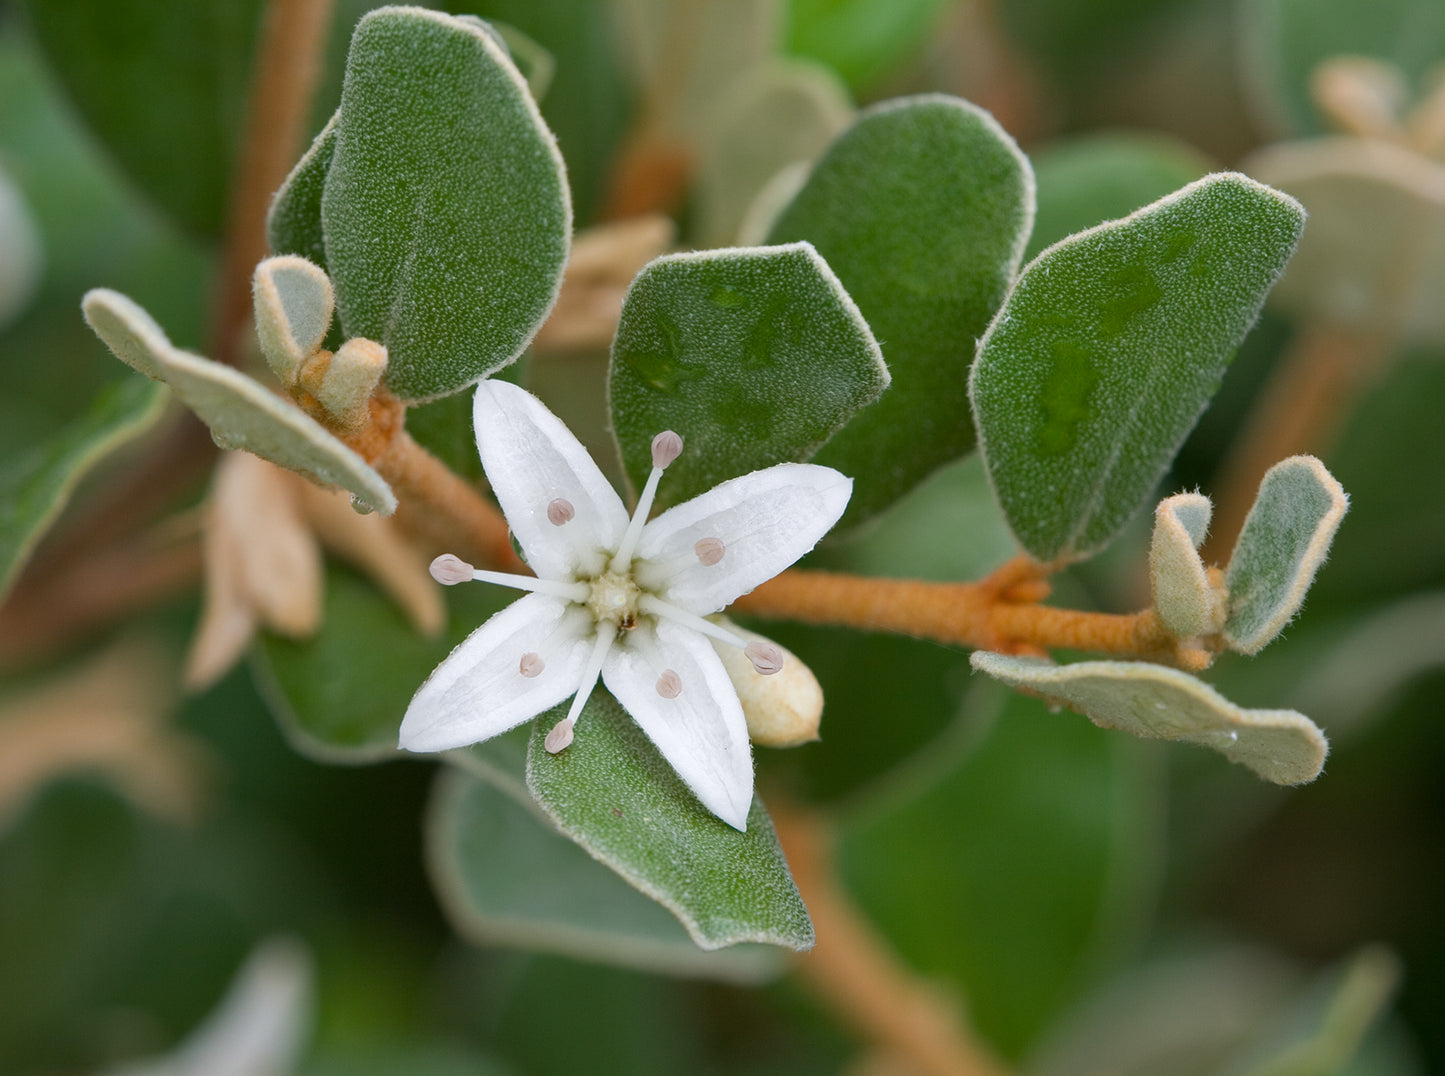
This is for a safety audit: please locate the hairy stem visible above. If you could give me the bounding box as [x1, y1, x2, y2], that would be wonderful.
[773, 805, 1015, 1076]
[211, 0, 336, 365]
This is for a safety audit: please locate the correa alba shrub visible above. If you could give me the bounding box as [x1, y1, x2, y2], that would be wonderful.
[2, 1, 1438, 1071]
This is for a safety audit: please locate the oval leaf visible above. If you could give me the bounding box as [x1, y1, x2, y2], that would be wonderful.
[1224, 455, 1348, 654]
[525, 691, 813, 952]
[323, 7, 571, 401]
[970, 173, 1305, 562]
[267, 112, 336, 271]
[0, 376, 166, 598]
[767, 94, 1034, 527]
[427, 766, 783, 981]
[971, 651, 1328, 785]
[1149, 492, 1221, 638]
[82, 288, 395, 514]
[609, 243, 886, 505]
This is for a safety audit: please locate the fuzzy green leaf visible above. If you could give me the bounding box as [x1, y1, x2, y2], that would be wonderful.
[255, 564, 509, 764]
[0, 376, 166, 598]
[767, 95, 1034, 527]
[610, 243, 886, 505]
[1225, 455, 1348, 654]
[266, 114, 336, 272]
[971, 651, 1328, 785]
[252, 255, 334, 384]
[427, 766, 783, 980]
[1149, 492, 1221, 638]
[322, 7, 571, 401]
[970, 173, 1305, 562]
[525, 692, 813, 952]
[82, 288, 395, 514]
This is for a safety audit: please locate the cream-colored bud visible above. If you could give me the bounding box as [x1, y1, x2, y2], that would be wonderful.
[318, 337, 387, 429]
[710, 618, 822, 748]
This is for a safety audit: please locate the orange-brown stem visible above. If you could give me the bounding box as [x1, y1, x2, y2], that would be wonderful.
[211, 0, 336, 366]
[732, 567, 1186, 664]
[1204, 320, 1390, 563]
[774, 804, 1015, 1076]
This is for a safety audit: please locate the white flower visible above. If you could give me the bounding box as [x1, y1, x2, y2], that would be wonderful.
[400, 379, 852, 830]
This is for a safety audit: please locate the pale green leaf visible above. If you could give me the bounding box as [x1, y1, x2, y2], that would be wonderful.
[266, 112, 336, 271]
[609, 242, 887, 505]
[323, 8, 571, 401]
[427, 766, 783, 980]
[1149, 492, 1221, 638]
[0, 376, 166, 598]
[252, 255, 334, 384]
[525, 691, 813, 952]
[971, 652, 1328, 784]
[1225, 455, 1348, 655]
[82, 288, 395, 514]
[694, 59, 853, 248]
[970, 173, 1305, 562]
[1245, 137, 1445, 344]
[767, 95, 1035, 527]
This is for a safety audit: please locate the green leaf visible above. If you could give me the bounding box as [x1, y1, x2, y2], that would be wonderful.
[0, 375, 166, 598]
[525, 691, 813, 952]
[839, 687, 1161, 1057]
[1224, 455, 1348, 655]
[767, 95, 1034, 528]
[266, 113, 336, 271]
[970, 173, 1305, 563]
[323, 8, 571, 401]
[1026, 133, 1213, 260]
[82, 288, 395, 514]
[1240, 0, 1445, 136]
[21, 0, 264, 238]
[1245, 138, 1445, 345]
[1148, 492, 1222, 639]
[426, 766, 783, 980]
[254, 563, 510, 764]
[609, 243, 887, 505]
[693, 59, 853, 248]
[252, 255, 334, 384]
[971, 651, 1329, 785]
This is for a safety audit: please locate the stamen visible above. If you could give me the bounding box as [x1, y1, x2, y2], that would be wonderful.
[651, 430, 683, 468]
[547, 498, 575, 526]
[430, 553, 475, 585]
[551, 623, 617, 750]
[469, 568, 589, 602]
[637, 595, 746, 648]
[694, 537, 725, 566]
[544, 718, 575, 752]
[656, 669, 682, 698]
[609, 431, 684, 571]
[745, 640, 784, 675]
[519, 652, 545, 678]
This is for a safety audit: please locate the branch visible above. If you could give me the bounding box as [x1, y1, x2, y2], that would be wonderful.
[773, 804, 1016, 1076]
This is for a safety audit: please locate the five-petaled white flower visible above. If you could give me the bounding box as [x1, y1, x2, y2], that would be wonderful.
[399, 380, 852, 831]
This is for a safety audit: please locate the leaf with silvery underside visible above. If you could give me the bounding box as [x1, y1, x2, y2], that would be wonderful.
[610, 243, 886, 506]
[0, 376, 166, 599]
[254, 564, 510, 764]
[970, 173, 1305, 563]
[426, 766, 784, 980]
[526, 691, 813, 952]
[1149, 492, 1220, 639]
[253, 256, 334, 385]
[767, 95, 1035, 528]
[1245, 138, 1445, 345]
[322, 7, 571, 401]
[82, 288, 395, 514]
[971, 651, 1328, 785]
[1225, 455, 1348, 655]
[267, 112, 335, 272]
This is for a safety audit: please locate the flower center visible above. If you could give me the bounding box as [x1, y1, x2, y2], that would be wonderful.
[586, 568, 642, 630]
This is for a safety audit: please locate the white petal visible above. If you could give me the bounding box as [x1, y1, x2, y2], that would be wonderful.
[635, 463, 852, 614]
[602, 620, 754, 830]
[473, 379, 629, 579]
[400, 593, 592, 752]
